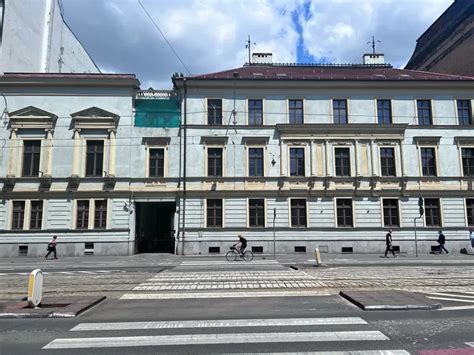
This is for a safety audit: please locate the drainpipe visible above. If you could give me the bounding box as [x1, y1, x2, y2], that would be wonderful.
[181, 79, 187, 255]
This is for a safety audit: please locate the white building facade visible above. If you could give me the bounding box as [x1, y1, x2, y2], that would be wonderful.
[172, 61, 474, 255]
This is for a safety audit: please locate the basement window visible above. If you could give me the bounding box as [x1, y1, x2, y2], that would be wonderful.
[84, 242, 94, 256]
[341, 247, 353, 254]
[295, 246, 306, 253]
[209, 247, 220, 254]
[252, 246, 263, 254]
[392, 246, 400, 253]
[18, 245, 28, 257]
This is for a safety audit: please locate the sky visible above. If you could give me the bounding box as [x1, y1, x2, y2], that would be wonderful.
[61, 0, 453, 89]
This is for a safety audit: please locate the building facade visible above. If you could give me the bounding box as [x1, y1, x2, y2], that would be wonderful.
[173, 58, 474, 255]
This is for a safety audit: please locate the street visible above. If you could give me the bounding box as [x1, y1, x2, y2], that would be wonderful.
[1, 254, 474, 354]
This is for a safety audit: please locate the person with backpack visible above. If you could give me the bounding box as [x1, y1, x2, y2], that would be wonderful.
[45, 235, 58, 260]
[437, 230, 449, 254]
[384, 229, 396, 258]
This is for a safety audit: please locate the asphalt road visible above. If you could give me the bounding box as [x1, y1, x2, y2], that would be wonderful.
[1, 293, 474, 354]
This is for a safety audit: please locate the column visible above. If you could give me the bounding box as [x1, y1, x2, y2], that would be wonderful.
[72, 129, 81, 175]
[8, 130, 19, 176]
[325, 140, 331, 176]
[398, 142, 405, 176]
[370, 140, 377, 176]
[354, 139, 359, 176]
[310, 140, 315, 176]
[108, 130, 116, 176]
[44, 130, 54, 175]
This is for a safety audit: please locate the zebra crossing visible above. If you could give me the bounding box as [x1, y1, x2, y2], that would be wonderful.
[0, 269, 126, 276]
[422, 291, 474, 311]
[42, 316, 409, 353]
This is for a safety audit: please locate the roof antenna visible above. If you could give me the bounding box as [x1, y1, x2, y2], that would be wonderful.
[367, 35, 381, 55]
[245, 35, 256, 64]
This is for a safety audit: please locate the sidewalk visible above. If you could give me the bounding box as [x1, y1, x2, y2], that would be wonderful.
[0, 252, 473, 272]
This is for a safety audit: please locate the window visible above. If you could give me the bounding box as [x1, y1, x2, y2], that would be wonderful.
[335, 147, 350, 176]
[30, 201, 43, 230]
[420, 147, 437, 176]
[248, 148, 264, 177]
[336, 199, 353, 227]
[457, 100, 472, 125]
[207, 99, 222, 125]
[333, 99, 348, 124]
[291, 199, 307, 227]
[425, 198, 441, 227]
[149, 148, 164, 177]
[417, 100, 432, 126]
[461, 148, 474, 176]
[289, 99, 303, 124]
[207, 148, 223, 177]
[206, 199, 222, 228]
[249, 199, 265, 227]
[22, 140, 41, 177]
[248, 99, 263, 125]
[289, 148, 305, 176]
[76, 200, 90, 229]
[380, 147, 396, 176]
[94, 200, 107, 229]
[377, 99, 392, 124]
[12, 201, 25, 230]
[467, 199, 474, 227]
[383, 199, 399, 227]
[86, 141, 104, 177]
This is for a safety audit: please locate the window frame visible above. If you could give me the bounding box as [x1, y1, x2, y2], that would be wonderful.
[466, 198, 474, 227]
[424, 198, 442, 227]
[289, 147, 305, 177]
[288, 99, 304, 124]
[248, 99, 263, 126]
[420, 147, 437, 177]
[21, 140, 41, 177]
[336, 198, 353, 228]
[461, 147, 474, 177]
[333, 99, 348, 124]
[457, 99, 472, 126]
[76, 200, 90, 230]
[334, 147, 351, 177]
[207, 98, 223, 126]
[290, 198, 307, 228]
[206, 199, 223, 228]
[11, 201, 26, 230]
[148, 147, 165, 178]
[379, 146, 396, 177]
[248, 147, 264, 177]
[382, 198, 400, 227]
[85, 140, 104, 177]
[417, 99, 433, 126]
[29, 200, 43, 230]
[207, 147, 223, 177]
[94, 200, 108, 229]
[377, 99, 392, 124]
[248, 198, 265, 228]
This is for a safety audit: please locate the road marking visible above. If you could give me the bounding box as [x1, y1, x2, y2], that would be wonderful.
[71, 317, 367, 331]
[43, 331, 389, 349]
[426, 296, 474, 304]
[424, 292, 474, 299]
[439, 305, 474, 311]
[120, 290, 332, 299]
[465, 342, 474, 347]
[232, 351, 410, 355]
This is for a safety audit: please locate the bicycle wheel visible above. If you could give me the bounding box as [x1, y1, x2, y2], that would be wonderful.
[243, 251, 254, 262]
[226, 250, 237, 262]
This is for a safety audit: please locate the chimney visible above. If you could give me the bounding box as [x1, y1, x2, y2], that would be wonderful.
[252, 53, 273, 64]
[363, 53, 385, 65]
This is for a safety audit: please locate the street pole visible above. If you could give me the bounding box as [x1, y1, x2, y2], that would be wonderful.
[273, 208, 276, 259]
[413, 217, 420, 258]
[415, 195, 424, 258]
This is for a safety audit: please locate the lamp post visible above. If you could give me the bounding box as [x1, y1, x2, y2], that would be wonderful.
[273, 208, 276, 259]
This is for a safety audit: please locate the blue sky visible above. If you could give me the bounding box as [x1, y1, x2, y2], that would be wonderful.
[62, 0, 453, 88]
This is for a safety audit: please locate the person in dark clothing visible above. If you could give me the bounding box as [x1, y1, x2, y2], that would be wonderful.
[45, 235, 58, 259]
[234, 234, 247, 256]
[384, 229, 396, 258]
[437, 230, 449, 254]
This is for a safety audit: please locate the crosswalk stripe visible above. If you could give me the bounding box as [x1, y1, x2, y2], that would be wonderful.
[180, 260, 279, 265]
[43, 331, 389, 349]
[232, 351, 410, 355]
[71, 317, 367, 331]
[466, 342, 474, 347]
[120, 290, 332, 299]
[424, 292, 474, 299]
[426, 296, 474, 303]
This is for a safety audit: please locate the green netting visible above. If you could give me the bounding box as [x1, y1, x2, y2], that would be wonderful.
[135, 99, 181, 127]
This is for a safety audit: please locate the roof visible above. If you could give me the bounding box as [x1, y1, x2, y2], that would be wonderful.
[2, 73, 137, 79]
[183, 64, 474, 82]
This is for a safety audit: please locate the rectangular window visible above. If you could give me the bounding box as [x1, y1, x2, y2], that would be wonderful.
[290, 199, 307, 227]
[30, 201, 43, 230]
[457, 99, 472, 125]
[383, 199, 399, 227]
[336, 199, 353, 227]
[206, 199, 222, 228]
[248, 99, 263, 126]
[207, 99, 222, 125]
[461, 148, 474, 176]
[417, 100, 432, 126]
[420, 147, 437, 176]
[76, 200, 90, 229]
[12, 201, 25, 230]
[249, 199, 265, 227]
[248, 148, 264, 177]
[333, 99, 348, 124]
[289, 99, 303, 124]
[425, 198, 441, 227]
[289, 147, 305, 176]
[380, 147, 396, 176]
[467, 199, 474, 227]
[86, 141, 104, 177]
[207, 147, 223, 177]
[149, 148, 164, 177]
[377, 99, 392, 124]
[22, 140, 41, 177]
[94, 200, 107, 229]
[335, 147, 351, 176]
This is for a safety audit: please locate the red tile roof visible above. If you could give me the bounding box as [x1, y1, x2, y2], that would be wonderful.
[188, 64, 474, 81]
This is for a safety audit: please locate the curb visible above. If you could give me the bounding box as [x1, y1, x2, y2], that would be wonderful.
[339, 291, 442, 311]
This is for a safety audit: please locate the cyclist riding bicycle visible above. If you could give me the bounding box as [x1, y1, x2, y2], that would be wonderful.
[233, 235, 247, 256]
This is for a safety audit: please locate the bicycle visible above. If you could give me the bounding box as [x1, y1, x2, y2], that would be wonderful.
[225, 246, 254, 262]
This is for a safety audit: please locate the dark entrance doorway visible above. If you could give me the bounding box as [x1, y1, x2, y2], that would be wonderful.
[135, 202, 176, 253]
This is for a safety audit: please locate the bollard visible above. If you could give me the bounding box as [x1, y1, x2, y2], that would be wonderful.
[315, 248, 322, 266]
[27, 269, 43, 308]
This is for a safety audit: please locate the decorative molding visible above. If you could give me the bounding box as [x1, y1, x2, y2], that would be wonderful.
[142, 137, 171, 146]
[454, 136, 474, 146]
[71, 107, 119, 130]
[412, 136, 442, 145]
[200, 136, 229, 145]
[8, 106, 58, 131]
[241, 136, 269, 145]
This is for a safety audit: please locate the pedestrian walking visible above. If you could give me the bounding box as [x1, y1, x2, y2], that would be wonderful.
[437, 230, 449, 254]
[384, 229, 396, 258]
[45, 235, 58, 260]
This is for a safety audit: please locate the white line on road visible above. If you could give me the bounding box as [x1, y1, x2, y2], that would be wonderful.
[424, 292, 474, 299]
[439, 305, 474, 311]
[426, 296, 474, 303]
[43, 331, 389, 349]
[231, 351, 410, 355]
[71, 317, 367, 331]
[120, 290, 332, 299]
[466, 342, 474, 347]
